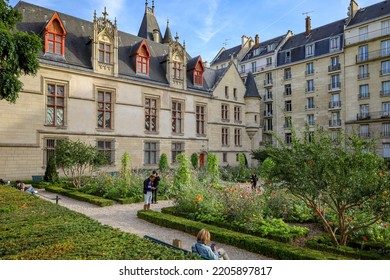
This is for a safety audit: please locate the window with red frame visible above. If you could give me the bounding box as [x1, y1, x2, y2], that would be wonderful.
[97, 91, 112, 129]
[47, 83, 65, 126]
[194, 70, 203, 86]
[45, 19, 65, 55]
[136, 45, 150, 74]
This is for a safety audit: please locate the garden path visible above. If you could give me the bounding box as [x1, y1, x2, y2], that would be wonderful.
[37, 189, 272, 260]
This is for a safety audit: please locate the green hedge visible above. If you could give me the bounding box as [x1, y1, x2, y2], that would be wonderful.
[161, 206, 307, 243]
[306, 234, 390, 260]
[44, 185, 114, 207]
[137, 210, 350, 260]
[0, 186, 200, 260]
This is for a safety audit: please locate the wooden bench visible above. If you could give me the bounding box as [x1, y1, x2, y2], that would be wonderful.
[143, 235, 192, 255]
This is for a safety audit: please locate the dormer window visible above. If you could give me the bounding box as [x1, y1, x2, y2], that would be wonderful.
[173, 62, 182, 79]
[99, 42, 112, 64]
[193, 57, 205, 86]
[44, 13, 67, 56]
[130, 40, 151, 75]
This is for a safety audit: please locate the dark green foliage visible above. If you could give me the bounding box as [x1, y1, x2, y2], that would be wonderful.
[0, 0, 41, 103]
[190, 153, 199, 169]
[44, 156, 59, 183]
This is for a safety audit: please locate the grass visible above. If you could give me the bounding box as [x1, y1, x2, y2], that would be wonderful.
[0, 185, 200, 260]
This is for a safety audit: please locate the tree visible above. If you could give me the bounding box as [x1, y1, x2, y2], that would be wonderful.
[120, 152, 132, 183]
[159, 153, 169, 172]
[44, 155, 59, 183]
[173, 154, 192, 191]
[207, 153, 219, 184]
[190, 153, 199, 169]
[266, 127, 390, 246]
[0, 0, 42, 103]
[55, 139, 107, 188]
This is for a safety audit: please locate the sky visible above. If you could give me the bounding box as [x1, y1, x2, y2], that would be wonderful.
[8, 0, 381, 63]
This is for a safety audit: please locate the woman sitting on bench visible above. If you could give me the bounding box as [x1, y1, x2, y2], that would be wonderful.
[191, 228, 229, 260]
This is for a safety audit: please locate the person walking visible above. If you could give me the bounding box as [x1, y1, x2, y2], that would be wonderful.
[151, 170, 160, 204]
[143, 174, 156, 210]
[250, 173, 258, 190]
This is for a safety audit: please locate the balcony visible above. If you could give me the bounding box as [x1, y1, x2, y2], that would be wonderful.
[305, 105, 315, 110]
[264, 79, 273, 87]
[329, 119, 341, 127]
[329, 101, 341, 109]
[356, 48, 390, 64]
[305, 87, 315, 93]
[380, 69, 390, 76]
[357, 73, 370, 79]
[328, 82, 341, 91]
[380, 90, 390, 97]
[358, 92, 370, 99]
[358, 132, 371, 138]
[305, 70, 314, 76]
[264, 92, 273, 102]
[346, 27, 390, 46]
[328, 64, 341, 72]
[357, 113, 370, 120]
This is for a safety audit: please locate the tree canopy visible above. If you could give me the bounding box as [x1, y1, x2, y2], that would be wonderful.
[265, 127, 390, 246]
[0, 0, 41, 103]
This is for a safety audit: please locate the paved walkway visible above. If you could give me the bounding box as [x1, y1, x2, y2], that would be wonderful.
[37, 189, 271, 260]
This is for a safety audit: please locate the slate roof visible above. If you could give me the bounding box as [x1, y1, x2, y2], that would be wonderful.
[241, 34, 286, 61]
[280, 19, 346, 51]
[244, 72, 260, 98]
[211, 45, 242, 65]
[14, 1, 231, 95]
[137, 7, 162, 42]
[347, 1, 390, 27]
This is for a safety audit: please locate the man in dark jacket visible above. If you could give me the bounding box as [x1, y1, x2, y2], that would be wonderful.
[151, 170, 160, 204]
[143, 174, 156, 210]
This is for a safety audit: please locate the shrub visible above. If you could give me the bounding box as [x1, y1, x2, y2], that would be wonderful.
[159, 153, 169, 172]
[44, 156, 59, 183]
[190, 153, 199, 169]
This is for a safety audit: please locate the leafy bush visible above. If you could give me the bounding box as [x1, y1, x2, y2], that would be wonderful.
[159, 153, 169, 172]
[190, 153, 199, 169]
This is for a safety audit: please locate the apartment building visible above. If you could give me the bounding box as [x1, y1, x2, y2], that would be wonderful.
[0, 1, 261, 180]
[211, 0, 389, 159]
[344, 0, 390, 158]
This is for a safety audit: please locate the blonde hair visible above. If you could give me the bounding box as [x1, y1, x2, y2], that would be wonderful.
[197, 228, 211, 244]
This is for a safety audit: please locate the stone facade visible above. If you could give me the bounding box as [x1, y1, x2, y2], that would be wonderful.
[0, 2, 261, 180]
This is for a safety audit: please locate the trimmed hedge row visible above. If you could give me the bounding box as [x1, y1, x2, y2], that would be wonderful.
[137, 210, 351, 260]
[306, 234, 390, 260]
[44, 185, 114, 207]
[161, 206, 306, 243]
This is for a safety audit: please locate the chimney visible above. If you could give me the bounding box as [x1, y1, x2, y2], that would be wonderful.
[203, 61, 209, 68]
[255, 34, 260, 46]
[153, 29, 160, 43]
[305, 16, 311, 36]
[348, 0, 359, 19]
[241, 35, 248, 47]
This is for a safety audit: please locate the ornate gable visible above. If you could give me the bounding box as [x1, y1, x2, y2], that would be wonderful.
[92, 8, 118, 76]
[166, 34, 187, 89]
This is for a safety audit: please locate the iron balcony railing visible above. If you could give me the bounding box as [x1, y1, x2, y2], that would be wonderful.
[329, 101, 341, 109]
[329, 119, 341, 127]
[356, 48, 390, 63]
[328, 63, 341, 72]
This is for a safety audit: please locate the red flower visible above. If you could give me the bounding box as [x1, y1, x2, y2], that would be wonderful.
[308, 159, 313, 166]
[362, 236, 368, 242]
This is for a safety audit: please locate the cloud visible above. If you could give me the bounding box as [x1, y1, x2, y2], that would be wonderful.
[194, 0, 226, 43]
[90, 0, 126, 21]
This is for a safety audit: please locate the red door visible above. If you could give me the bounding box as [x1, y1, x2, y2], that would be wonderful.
[199, 153, 205, 167]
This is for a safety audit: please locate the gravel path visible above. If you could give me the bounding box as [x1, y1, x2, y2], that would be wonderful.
[37, 189, 272, 260]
